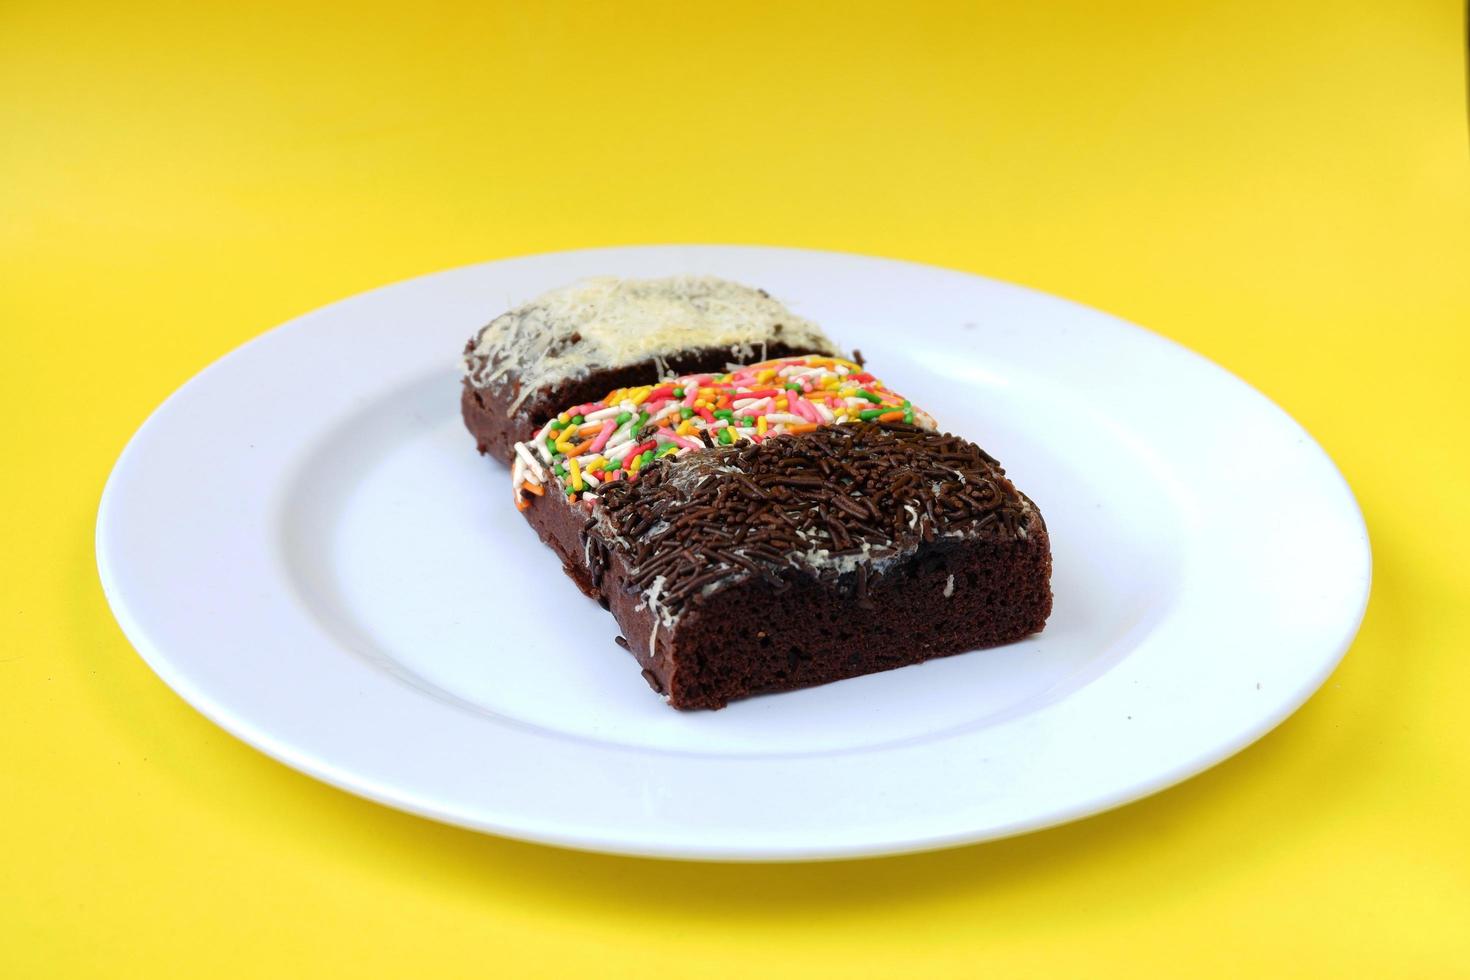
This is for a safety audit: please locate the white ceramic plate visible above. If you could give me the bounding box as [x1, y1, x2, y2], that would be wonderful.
[97, 246, 1370, 861]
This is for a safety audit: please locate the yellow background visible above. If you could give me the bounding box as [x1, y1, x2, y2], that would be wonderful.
[4, 1, 1468, 975]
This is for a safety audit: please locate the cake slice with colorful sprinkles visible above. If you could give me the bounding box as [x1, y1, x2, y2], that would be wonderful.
[509, 353, 1053, 710]
[510, 354, 934, 510]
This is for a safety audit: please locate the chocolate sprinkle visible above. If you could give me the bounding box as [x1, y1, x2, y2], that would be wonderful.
[586, 423, 1034, 622]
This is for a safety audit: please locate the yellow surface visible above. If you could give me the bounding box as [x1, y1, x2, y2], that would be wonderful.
[3, 1, 1468, 975]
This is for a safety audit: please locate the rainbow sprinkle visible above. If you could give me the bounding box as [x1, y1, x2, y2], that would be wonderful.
[510, 354, 935, 509]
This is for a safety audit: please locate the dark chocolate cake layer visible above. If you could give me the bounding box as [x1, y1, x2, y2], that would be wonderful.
[520, 423, 1051, 709]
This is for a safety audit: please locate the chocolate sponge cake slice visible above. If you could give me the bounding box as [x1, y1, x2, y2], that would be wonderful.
[510, 355, 1051, 710]
[462, 276, 839, 463]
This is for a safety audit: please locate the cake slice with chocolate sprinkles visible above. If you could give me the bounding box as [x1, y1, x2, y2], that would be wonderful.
[462, 275, 840, 463]
[511, 354, 1052, 710]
